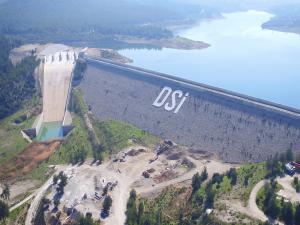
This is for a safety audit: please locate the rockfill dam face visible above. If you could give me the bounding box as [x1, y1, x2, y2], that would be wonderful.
[80, 59, 300, 163]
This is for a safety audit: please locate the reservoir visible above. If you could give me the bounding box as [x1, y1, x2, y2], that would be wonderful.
[119, 10, 300, 110]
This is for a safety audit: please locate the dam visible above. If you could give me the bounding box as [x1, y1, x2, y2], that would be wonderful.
[80, 58, 300, 163]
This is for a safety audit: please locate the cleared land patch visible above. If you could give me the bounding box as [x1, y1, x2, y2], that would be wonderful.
[0, 141, 61, 181]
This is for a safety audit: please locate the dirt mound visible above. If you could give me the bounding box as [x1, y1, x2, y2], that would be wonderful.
[0, 141, 61, 181]
[153, 170, 178, 183]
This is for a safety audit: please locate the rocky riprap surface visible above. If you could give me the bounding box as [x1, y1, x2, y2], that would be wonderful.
[80, 61, 300, 163]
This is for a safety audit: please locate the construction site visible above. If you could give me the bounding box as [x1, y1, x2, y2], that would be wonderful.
[41, 142, 234, 224]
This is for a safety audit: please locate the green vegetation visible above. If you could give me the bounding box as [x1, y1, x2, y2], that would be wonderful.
[72, 213, 100, 225]
[266, 149, 294, 178]
[126, 190, 138, 225]
[0, 0, 218, 47]
[124, 185, 255, 225]
[0, 184, 10, 200]
[53, 171, 68, 194]
[0, 36, 40, 166]
[0, 0, 173, 45]
[71, 88, 88, 116]
[293, 177, 300, 193]
[233, 163, 267, 203]
[102, 195, 112, 217]
[257, 179, 300, 225]
[93, 119, 158, 155]
[59, 116, 92, 164]
[0, 109, 37, 166]
[124, 167, 240, 225]
[211, 149, 297, 209]
[72, 59, 87, 86]
[0, 36, 40, 120]
[0, 200, 9, 222]
[0, 203, 28, 225]
[192, 168, 208, 194]
[124, 164, 271, 225]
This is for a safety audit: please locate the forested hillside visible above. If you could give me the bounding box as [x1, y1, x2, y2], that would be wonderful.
[0, 0, 219, 45]
[0, 36, 39, 119]
[262, 4, 300, 35]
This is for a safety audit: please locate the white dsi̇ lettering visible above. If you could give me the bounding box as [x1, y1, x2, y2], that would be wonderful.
[164, 90, 183, 111]
[152, 86, 172, 107]
[174, 92, 189, 114]
[152, 86, 189, 114]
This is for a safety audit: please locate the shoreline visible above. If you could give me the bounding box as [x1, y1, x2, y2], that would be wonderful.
[117, 36, 210, 50]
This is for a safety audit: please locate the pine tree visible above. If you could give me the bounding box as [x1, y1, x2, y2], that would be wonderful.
[103, 195, 112, 216]
[200, 167, 208, 182]
[126, 190, 138, 225]
[0, 184, 10, 200]
[137, 201, 144, 225]
[0, 200, 9, 222]
[227, 168, 237, 185]
[192, 173, 202, 194]
[281, 202, 294, 225]
[295, 204, 300, 225]
[286, 149, 294, 162]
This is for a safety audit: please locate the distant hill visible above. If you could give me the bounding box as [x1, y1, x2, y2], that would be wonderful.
[262, 4, 300, 35]
[179, 0, 300, 12]
[0, 0, 177, 30]
[0, 0, 219, 45]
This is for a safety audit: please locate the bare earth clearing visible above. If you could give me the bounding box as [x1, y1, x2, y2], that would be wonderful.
[0, 141, 61, 181]
[43, 146, 234, 225]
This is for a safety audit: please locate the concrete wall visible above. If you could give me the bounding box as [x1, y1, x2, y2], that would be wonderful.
[80, 60, 300, 163]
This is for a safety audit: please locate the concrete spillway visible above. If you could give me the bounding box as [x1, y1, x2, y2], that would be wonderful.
[25, 50, 78, 142]
[42, 52, 76, 123]
[80, 58, 300, 163]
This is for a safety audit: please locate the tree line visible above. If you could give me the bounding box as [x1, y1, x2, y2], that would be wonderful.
[258, 179, 300, 225]
[0, 36, 39, 120]
[0, 183, 10, 222]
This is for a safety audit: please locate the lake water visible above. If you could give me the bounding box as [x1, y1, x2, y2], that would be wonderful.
[119, 10, 300, 110]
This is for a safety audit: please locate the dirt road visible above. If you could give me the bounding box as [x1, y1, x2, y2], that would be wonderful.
[277, 174, 300, 203]
[25, 166, 67, 225]
[10, 194, 34, 212]
[247, 180, 269, 222]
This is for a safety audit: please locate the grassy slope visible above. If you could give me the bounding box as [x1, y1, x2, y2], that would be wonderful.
[93, 119, 159, 154]
[0, 110, 36, 166]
